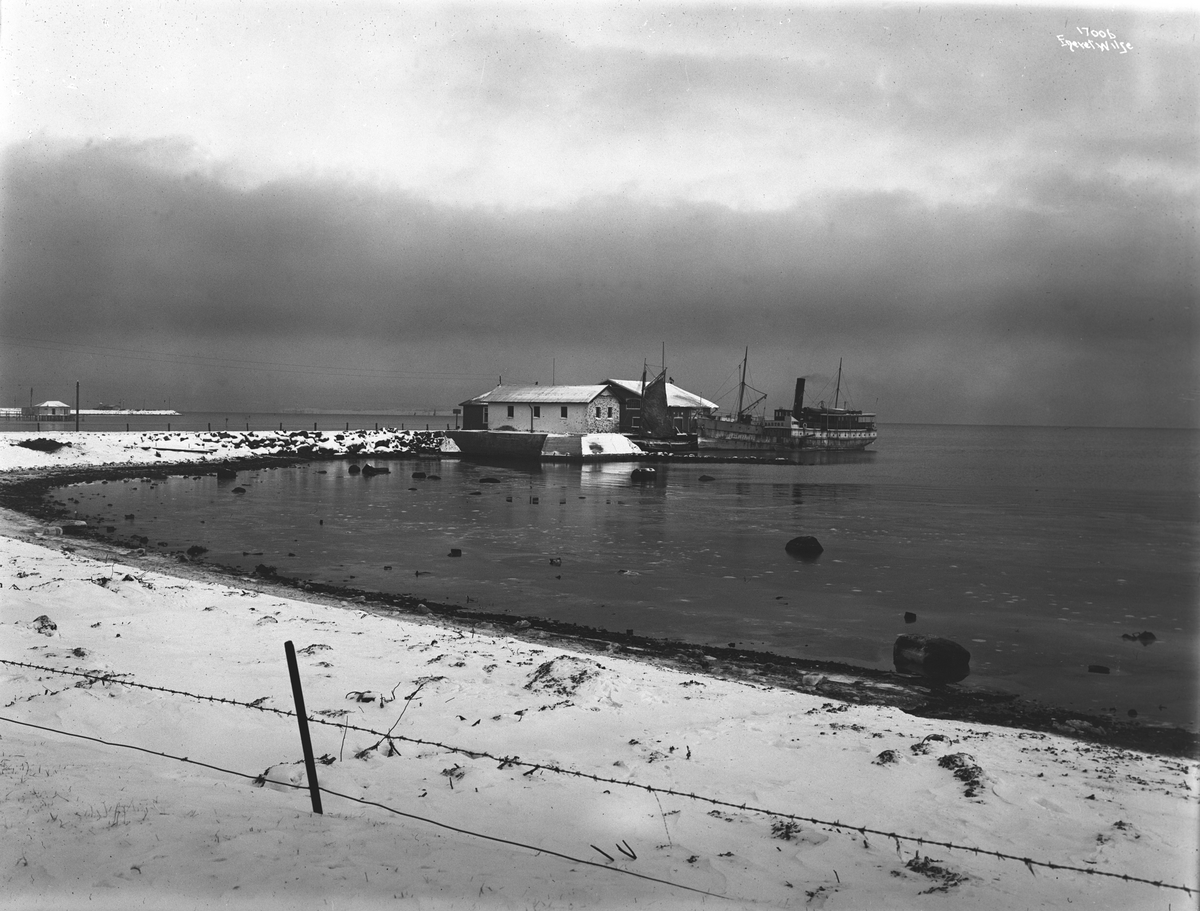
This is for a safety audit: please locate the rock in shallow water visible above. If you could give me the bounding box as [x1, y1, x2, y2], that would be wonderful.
[784, 535, 823, 556]
[1120, 630, 1156, 646]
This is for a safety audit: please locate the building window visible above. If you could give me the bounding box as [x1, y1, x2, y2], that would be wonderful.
[607, 407, 613, 418]
[533, 406, 541, 418]
[560, 406, 568, 418]
[507, 405, 514, 418]
[595, 407, 601, 418]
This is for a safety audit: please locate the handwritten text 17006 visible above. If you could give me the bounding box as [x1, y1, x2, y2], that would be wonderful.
[1057, 27, 1132, 54]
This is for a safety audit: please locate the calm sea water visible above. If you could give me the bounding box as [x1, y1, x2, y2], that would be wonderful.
[46, 424, 1199, 728]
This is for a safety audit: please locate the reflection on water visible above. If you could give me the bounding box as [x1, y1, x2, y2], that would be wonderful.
[48, 424, 1199, 728]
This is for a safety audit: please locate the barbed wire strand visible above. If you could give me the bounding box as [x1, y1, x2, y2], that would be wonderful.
[3, 658, 1195, 896]
[0, 713, 727, 900]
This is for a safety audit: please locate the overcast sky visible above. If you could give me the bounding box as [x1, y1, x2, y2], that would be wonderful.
[1, 1, 1195, 426]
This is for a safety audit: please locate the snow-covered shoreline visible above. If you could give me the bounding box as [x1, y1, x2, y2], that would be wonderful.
[0, 428, 444, 474]
[1, 432, 1197, 909]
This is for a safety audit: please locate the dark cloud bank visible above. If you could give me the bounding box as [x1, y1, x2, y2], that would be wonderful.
[2, 140, 1195, 425]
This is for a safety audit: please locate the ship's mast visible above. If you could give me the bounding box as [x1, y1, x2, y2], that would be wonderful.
[834, 358, 842, 410]
[736, 347, 748, 418]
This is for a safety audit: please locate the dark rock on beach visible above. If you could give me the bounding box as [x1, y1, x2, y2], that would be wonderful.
[33, 614, 57, 636]
[893, 635, 971, 684]
[17, 438, 70, 453]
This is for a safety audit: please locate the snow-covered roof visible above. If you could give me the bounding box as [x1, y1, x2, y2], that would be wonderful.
[36, 401, 72, 409]
[606, 379, 718, 412]
[460, 384, 611, 406]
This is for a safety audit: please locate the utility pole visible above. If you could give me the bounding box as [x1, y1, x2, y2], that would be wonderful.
[75, 381, 80, 431]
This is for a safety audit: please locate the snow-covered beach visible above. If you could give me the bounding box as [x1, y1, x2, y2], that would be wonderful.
[1, 432, 1197, 910]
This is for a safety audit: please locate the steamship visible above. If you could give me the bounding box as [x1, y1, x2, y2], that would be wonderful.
[696, 355, 877, 452]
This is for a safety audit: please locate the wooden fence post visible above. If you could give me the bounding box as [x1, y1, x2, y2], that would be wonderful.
[284, 640, 323, 814]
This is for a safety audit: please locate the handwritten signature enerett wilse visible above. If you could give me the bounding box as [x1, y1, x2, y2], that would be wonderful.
[1057, 27, 1132, 54]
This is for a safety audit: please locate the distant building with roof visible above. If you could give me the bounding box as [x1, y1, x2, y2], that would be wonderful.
[458, 384, 621, 434]
[27, 400, 72, 418]
[458, 378, 717, 437]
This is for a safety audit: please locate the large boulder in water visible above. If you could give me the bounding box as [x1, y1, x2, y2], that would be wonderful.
[784, 535, 823, 556]
[893, 634, 971, 684]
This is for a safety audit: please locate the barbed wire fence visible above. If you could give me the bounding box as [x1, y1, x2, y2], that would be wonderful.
[0, 712, 724, 899]
[1, 656, 1195, 898]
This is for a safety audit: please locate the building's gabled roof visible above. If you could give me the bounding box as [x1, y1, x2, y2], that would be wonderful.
[460, 384, 610, 406]
[605, 380, 719, 413]
[36, 401, 72, 409]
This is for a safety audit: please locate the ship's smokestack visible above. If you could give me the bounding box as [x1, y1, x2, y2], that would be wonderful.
[792, 378, 805, 420]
